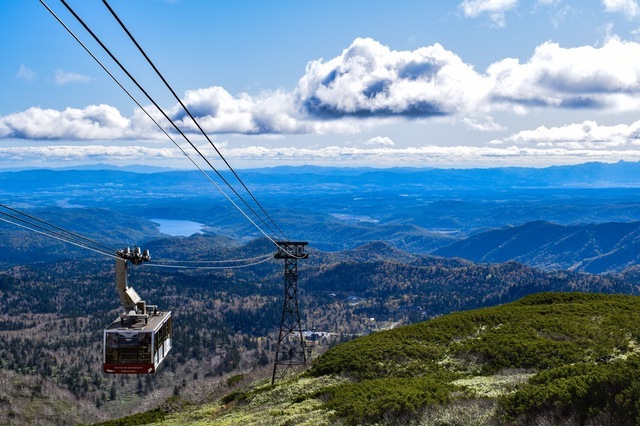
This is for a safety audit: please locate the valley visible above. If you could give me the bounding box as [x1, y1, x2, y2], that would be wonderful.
[2, 162, 640, 424]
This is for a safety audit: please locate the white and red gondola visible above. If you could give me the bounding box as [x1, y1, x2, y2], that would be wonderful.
[102, 247, 172, 374]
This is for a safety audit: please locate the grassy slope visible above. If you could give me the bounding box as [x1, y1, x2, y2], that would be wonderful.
[100, 292, 640, 425]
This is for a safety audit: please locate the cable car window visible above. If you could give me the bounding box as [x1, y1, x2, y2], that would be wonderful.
[139, 332, 152, 363]
[105, 333, 119, 364]
[118, 333, 139, 363]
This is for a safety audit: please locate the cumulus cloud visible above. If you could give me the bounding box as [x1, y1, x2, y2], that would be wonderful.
[169, 87, 314, 134]
[170, 38, 640, 133]
[180, 143, 640, 168]
[16, 65, 35, 81]
[168, 37, 640, 133]
[4, 37, 640, 142]
[459, 0, 518, 27]
[492, 119, 640, 148]
[363, 136, 396, 146]
[54, 69, 91, 85]
[602, 0, 640, 18]
[488, 38, 640, 112]
[297, 37, 490, 119]
[0, 105, 142, 140]
[165, 86, 368, 135]
[3, 141, 640, 169]
[0, 145, 181, 164]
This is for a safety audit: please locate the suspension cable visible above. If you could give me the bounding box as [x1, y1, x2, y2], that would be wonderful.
[42, 0, 305, 259]
[152, 252, 274, 264]
[0, 215, 117, 259]
[146, 254, 274, 270]
[0, 204, 279, 267]
[102, 0, 288, 241]
[41, 0, 289, 256]
[0, 203, 114, 253]
[0, 209, 114, 256]
[58, 0, 284, 245]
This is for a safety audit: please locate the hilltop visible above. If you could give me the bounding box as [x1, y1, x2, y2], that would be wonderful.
[100, 292, 640, 425]
[434, 220, 640, 274]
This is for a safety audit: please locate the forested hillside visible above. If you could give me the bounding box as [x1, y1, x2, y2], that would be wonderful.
[0, 238, 638, 424]
[435, 220, 640, 273]
[3, 165, 640, 424]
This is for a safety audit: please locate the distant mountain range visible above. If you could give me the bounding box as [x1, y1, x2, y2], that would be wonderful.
[435, 220, 640, 274]
[4, 161, 640, 259]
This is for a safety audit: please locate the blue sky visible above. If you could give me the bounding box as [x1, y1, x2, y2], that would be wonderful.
[3, 0, 640, 169]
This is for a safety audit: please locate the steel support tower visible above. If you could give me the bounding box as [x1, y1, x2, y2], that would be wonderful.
[272, 241, 308, 384]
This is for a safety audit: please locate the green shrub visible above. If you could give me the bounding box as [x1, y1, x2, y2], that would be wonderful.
[221, 389, 247, 405]
[318, 376, 456, 425]
[499, 355, 640, 425]
[226, 373, 245, 387]
[310, 293, 640, 379]
[307, 293, 640, 424]
[88, 409, 165, 426]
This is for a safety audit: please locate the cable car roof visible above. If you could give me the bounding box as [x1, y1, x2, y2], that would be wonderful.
[104, 311, 171, 333]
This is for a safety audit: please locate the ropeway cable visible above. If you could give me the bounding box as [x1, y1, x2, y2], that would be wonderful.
[146, 254, 274, 270]
[0, 208, 115, 255]
[42, 1, 288, 260]
[40, 0, 307, 260]
[60, 0, 284, 246]
[0, 212, 272, 268]
[0, 204, 278, 267]
[102, 0, 288, 242]
[0, 214, 118, 260]
[0, 202, 114, 254]
[152, 253, 274, 264]
[55, 0, 289, 249]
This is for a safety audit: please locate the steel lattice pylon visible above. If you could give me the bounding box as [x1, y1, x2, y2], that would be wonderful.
[272, 242, 308, 384]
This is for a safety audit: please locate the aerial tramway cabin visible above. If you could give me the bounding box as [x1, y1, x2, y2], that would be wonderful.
[103, 308, 172, 374]
[103, 247, 172, 374]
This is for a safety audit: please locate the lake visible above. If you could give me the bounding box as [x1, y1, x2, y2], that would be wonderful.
[150, 219, 204, 236]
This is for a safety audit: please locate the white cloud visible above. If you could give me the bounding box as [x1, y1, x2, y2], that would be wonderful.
[167, 143, 640, 168]
[0, 145, 181, 163]
[297, 37, 640, 125]
[4, 37, 640, 143]
[16, 65, 35, 81]
[492, 119, 640, 148]
[3, 141, 640, 169]
[0, 105, 140, 140]
[462, 116, 506, 131]
[214, 143, 640, 168]
[364, 136, 395, 146]
[165, 86, 365, 135]
[296, 37, 490, 119]
[488, 38, 640, 112]
[602, 0, 640, 18]
[459, 0, 518, 27]
[169, 86, 258, 133]
[54, 69, 91, 85]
